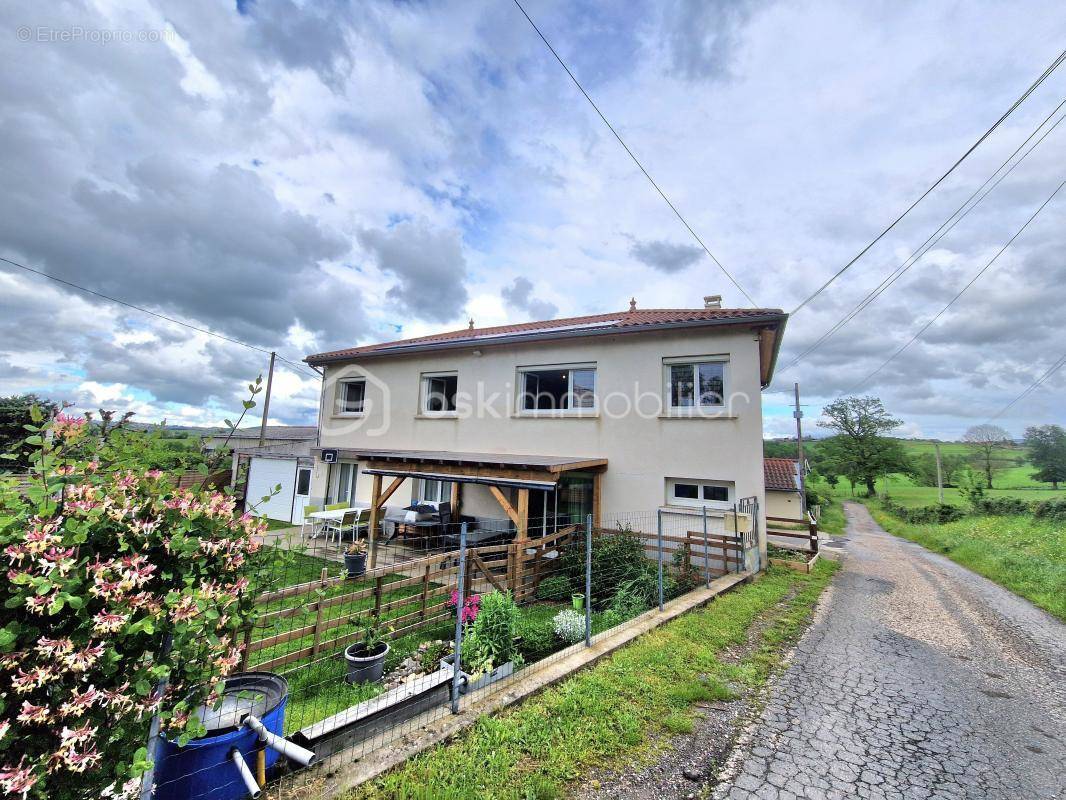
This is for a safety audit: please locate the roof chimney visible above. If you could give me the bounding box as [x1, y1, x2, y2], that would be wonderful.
[703, 294, 722, 309]
[629, 297, 637, 312]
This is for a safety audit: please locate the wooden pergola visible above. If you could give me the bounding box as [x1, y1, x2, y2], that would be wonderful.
[314, 448, 606, 567]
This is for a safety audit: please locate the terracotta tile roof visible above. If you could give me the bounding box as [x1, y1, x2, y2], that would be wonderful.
[764, 457, 800, 492]
[306, 307, 785, 364]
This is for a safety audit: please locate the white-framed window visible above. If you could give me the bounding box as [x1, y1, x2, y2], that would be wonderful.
[517, 364, 597, 413]
[335, 378, 366, 415]
[418, 478, 453, 503]
[295, 467, 312, 497]
[421, 372, 458, 414]
[330, 462, 358, 505]
[663, 357, 726, 410]
[666, 477, 734, 508]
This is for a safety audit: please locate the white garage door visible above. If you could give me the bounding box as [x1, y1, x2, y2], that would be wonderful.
[245, 457, 298, 523]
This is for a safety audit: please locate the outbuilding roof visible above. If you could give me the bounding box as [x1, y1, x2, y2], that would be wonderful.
[764, 457, 801, 492]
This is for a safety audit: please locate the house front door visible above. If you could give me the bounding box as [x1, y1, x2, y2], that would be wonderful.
[292, 466, 313, 524]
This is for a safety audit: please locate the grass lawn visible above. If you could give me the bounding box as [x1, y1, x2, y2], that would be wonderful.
[358, 561, 838, 800]
[867, 502, 1066, 622]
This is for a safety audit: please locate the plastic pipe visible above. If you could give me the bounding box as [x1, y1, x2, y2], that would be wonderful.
[230, 748, 261, 799]
[244, 714, 318, 767]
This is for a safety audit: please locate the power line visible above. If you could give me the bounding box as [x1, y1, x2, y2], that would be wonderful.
[0, 255, 321, 380]
[781, 97, 1066, 372]
[846, 180, 1065, 394]
[988, 351, 1066, 421]
[510, 0, 758, 306]
[790, 47, 1066, 315]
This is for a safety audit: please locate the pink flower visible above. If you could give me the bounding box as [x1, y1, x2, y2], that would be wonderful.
[12, 668, 42, 694]
[144, 469, 163, 479]
[35, 637, 74, 658]
[16, 701, 50, 724]
[92, 610, 128, 634]
[63, 642, 104, 672]
[53, 413, 86, 440]
[59, 685, 99, 719]
[0, 757, 38, 797]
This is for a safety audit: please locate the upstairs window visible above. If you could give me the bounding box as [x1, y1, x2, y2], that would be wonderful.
[335, 378, 366, 414]
[422, 372, 458, 414]
[666, 360, 725, 409]
[519, 366, 596, 412]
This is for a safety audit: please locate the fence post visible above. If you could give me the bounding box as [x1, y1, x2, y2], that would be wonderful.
[732, 503, 740, 574]
[702, 505, 711, 588]
[311, 566, 328, 656]
[657, 509, 664, 612]
[450, 522, 468, 715]
[808, 516, 819, 554]
[584, 514, 592, 647]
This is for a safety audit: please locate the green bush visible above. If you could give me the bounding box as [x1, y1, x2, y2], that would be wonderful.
[560, 525, 649, 603]
[514, 613, 556, 662]
[535, 574, 571, 601]
[462, 591, 522, 677]
[1033, 498, 1066, 521]
[607, 586, 648, 621]
[972, 497, 1032, 516]
[670, 543, 702, 596]
[882, 498, 966, 524]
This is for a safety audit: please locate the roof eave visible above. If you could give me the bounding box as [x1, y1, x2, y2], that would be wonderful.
[760, 314, 789, 389]
[306, 313, 789, 367]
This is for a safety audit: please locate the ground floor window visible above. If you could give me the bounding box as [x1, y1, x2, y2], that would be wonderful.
[418, 478, 453, 504]
[666, 477, 734, 508]
[329, 461, 357, 505]
[558, 473, 594, 524]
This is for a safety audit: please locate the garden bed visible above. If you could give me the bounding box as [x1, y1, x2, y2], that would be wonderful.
[767, 543, 818, 574]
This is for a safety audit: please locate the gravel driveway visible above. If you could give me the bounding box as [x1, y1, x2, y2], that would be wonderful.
[712, 502, 1066, 800]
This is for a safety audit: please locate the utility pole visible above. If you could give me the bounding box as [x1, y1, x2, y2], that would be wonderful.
[935, 442, 944, 504]
[258, 351, 276, 448]
[794, 382, 807, 515]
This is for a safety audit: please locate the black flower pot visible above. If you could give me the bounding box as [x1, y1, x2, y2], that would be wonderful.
[344, 552, 367, 578]
[344, 641, 389, 684]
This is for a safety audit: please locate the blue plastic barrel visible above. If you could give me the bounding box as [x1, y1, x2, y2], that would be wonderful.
[154, 672, 289, 800]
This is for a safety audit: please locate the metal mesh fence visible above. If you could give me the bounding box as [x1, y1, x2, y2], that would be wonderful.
[151, 500, 759, 800]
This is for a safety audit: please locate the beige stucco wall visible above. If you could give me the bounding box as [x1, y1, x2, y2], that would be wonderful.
[764, 488, 802, 520]
[308, 325, 769, 559]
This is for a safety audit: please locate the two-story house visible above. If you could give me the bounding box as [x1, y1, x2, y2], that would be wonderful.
[303, 297, 787, 565]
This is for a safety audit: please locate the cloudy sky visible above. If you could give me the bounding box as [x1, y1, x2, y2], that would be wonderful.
[1, 0, 1065, 439]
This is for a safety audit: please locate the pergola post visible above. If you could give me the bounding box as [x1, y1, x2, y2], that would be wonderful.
[368, 474, 382, 568]
[592, 471, 602, 529]
[514, 488, 530, 597]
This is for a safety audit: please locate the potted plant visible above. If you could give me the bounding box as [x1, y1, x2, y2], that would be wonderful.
[344, 539, 368, 578]
[571, 592, 585, 611]
[344, 617, 391, 684]
[444, 590, 524, 693]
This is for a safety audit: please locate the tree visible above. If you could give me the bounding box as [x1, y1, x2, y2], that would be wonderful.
[1024, 424, 1066, 489]
[817, 396, 910, 496]
[962, 424, 1012, 489]
[0, 394, 60, 470]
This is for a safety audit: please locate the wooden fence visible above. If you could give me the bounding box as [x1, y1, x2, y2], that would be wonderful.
[240, 520, 751, 674]
[766, 514, 819, 553]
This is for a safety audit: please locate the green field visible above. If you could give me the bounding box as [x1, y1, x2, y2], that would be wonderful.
[822, 474, 1066, 508]
[866, 503, 1066, 622]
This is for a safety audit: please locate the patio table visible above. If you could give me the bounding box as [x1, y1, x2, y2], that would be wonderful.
[307, 503, 370, 538]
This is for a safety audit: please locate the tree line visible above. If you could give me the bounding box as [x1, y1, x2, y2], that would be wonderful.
[766, 396, 1066, 496]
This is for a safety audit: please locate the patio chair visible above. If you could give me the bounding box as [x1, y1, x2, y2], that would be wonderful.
[326, 507, 373, 546]
[325, 502, 348, 511]
[301, 505, 323, 539]
[324, 510, 358, 546]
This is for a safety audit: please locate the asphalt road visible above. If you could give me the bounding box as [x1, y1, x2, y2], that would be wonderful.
[712, 501, 1066, 800]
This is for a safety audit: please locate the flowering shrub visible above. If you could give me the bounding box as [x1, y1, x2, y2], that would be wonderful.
[552, 609, 586, 644]
[445, 590, 480, 625]
[0, 406, 263, 800]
